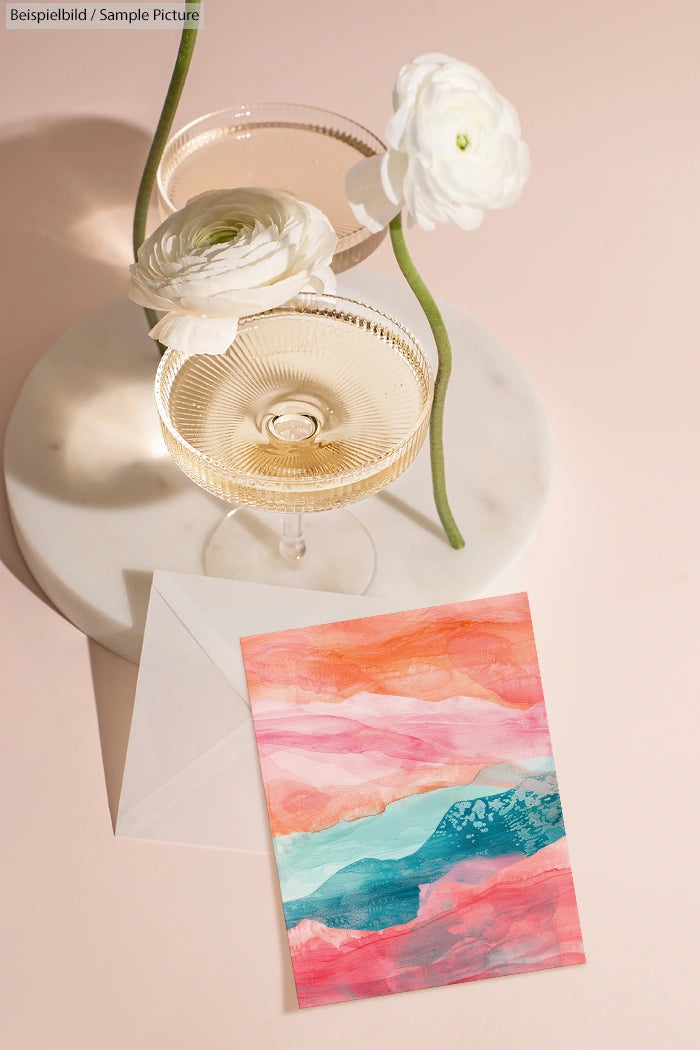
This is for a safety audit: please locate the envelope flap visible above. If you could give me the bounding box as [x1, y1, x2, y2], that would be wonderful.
[118, 583, 249, 818]
[117, 571, 401, 853]
[153, 570, 256, 702]
[154, 571, 397, 704]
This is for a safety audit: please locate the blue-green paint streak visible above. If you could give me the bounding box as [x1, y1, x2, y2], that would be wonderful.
[275, 757, 555, 902]
[283, 776, 564, 932]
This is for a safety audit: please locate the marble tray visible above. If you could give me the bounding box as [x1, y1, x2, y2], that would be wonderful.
[4, 270, 552, 662]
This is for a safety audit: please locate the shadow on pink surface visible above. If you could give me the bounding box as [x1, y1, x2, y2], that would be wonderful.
[0, 116, 152, 592]
[89, 637, 138, 827]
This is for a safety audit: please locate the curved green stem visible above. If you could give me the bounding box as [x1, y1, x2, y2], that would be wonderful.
[389, 212, 465, 549]
[132, 0, 200, 347]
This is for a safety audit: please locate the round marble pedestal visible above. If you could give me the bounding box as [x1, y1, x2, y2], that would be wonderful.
[4, 270, 552, 662]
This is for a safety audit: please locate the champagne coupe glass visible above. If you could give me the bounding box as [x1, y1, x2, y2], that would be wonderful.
[155, 294, 433, 593]
[156, 103, 387, 273]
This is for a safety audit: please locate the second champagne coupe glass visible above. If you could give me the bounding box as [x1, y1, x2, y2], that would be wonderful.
[157, 103, 387, 273]
[155, 294, 433, 593]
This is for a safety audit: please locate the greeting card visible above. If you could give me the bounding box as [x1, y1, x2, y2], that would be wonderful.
[241, 592, 584, 1008]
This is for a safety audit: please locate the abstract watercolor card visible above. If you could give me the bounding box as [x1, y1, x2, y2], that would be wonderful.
[240, 592, 584, 1008]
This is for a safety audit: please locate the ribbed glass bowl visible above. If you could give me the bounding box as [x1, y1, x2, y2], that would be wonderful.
[156, 103, 387, 273]
[155, 294, 433, 514]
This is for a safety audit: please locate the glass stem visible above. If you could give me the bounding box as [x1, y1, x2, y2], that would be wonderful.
[389, 212, 465, 550]
[279, 513, 307, 562]
[132, 0, 200, 353]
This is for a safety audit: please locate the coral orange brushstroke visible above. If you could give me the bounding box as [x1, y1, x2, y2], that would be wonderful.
[242, 592, 542, 708]
[264, 764, 483, 837]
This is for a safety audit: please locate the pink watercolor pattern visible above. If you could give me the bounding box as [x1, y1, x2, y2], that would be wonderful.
[241, 593, 585, 1007]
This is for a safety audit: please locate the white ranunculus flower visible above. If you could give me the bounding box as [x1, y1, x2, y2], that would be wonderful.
[346, 53, 530, 232]
[128, 188, 337, 355]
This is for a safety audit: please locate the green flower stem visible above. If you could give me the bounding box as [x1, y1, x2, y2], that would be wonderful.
[389, 212, 465, 550]
[132, 0, 200, 344]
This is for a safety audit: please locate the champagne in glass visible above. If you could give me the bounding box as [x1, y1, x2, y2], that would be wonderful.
[155, 295, 433, 593]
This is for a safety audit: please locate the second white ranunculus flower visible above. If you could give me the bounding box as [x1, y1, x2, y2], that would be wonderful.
[346, 53, 531, 232]
[128, 188, 337, 355]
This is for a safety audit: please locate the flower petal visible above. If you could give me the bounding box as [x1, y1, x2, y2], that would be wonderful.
[376, 53, 530, 230]
[128, 187, 338, 337]
[149, 312, 240, 356]
[345, 154, 402, 233]
[449, 203, 485, 230]
[380, 149, 408, 206]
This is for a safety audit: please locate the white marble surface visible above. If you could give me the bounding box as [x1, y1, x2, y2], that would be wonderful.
[4, 269, 552, 662]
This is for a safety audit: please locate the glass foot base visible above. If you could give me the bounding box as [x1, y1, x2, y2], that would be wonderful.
[204, 507, 376, 594]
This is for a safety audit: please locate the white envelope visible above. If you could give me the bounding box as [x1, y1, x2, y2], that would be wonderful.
[116, 570, 399, 853]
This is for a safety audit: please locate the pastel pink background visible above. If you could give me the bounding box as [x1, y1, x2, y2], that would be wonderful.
[1, 3, 698, 1047]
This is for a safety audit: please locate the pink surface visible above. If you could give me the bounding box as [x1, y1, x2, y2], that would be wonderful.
[1, 2, 699, 1047]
